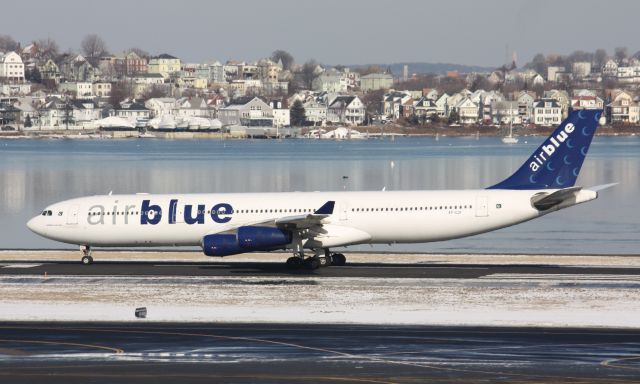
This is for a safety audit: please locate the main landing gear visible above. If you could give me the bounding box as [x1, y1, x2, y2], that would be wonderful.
[80, 245, 93, 265]
[286, 249, 346, 270]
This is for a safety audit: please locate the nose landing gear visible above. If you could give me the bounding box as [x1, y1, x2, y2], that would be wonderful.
[80, 245, 93, 265]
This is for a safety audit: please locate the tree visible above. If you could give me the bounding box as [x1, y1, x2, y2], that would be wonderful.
[529, 53, 547, 75]
[355, 65, 383, 76]
[299, 59, 320, 89]
[594, 49, 608, 69]
[362, 89, 385, 116]
[24, 115, 32, 128]
[614, 47, 628, 63]
[141, 85, 168, 100]
[81, 34, 108, 59]
[290, 100, 306, 126]
[448, 108, 460, 124]
[0, 34, 19, 52]
[36, 38, 59, 60]
[271, 50, 294, 70]
[109, 81, 133, 107]
[128, 47, 150, 59]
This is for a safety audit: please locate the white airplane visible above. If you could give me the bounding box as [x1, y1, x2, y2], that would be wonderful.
[27, 110, 614, 269]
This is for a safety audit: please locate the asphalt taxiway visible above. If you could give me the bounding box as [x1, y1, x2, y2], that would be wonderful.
[1, 323, 639, 383]
[2, 259, 640, 279]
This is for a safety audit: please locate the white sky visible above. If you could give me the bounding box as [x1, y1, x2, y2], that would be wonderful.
[4, 0, 638, 67]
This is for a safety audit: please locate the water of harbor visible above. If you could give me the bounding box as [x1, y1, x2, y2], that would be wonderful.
[0, 135, 638, 254]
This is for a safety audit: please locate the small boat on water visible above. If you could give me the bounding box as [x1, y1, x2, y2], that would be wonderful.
[501, 121, 519, 144]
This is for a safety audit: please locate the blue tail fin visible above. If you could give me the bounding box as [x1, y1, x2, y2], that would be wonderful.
[488, 110, 602, 190]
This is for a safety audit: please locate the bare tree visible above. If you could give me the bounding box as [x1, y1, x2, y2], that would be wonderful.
[36, 38, 59, 61]
[362, 89, 385, 116]
[438, 76, 467, 95]
[614, 47, 628, 63]
[140, 85, 168, 100]
[0, 34, 19, 52]
[594, 49, 608, 69]
[128, 47, 150, 59]
[299, 59, 320, 90]
[81, 34, 108, 59]
[355, 65, 383, 76]
[528, 53, 547, 75]
[109, 81, 133, 107]
[271, 50, 294, 70]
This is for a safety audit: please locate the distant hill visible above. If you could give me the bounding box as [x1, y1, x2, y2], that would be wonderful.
[349, 62, 495, 76]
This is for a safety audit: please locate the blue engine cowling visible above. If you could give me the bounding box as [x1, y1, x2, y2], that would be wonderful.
[202, 226, 292, 257]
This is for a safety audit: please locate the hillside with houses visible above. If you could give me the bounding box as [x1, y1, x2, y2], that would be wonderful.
[1, 35, 640, 137]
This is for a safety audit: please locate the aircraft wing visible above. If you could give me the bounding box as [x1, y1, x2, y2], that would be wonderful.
[205, 201, 335, 235]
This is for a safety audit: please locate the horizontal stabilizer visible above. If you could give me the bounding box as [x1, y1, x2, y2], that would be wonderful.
[531, 186, 582, 211]
[585, 182, 619, 192]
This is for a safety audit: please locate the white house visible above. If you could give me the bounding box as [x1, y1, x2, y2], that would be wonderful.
[270, 101, 290, 128]
[490, 100, 520, 124]
[0, 52, 25, 83]
[175, 97, 214, 118]
[606, 91, 640, 124]
[434, 93, 450, 117]
[571, 95, 604, 111]
[516, 91, 536, 123]
[572, 62, 592, 78]
[602, 59, 618, 77]
[113, 101, 151, 127]
[303, 98, 328, 125]
[327, 95, 365, 125]
[616, 66, 640, 83]
[312, 71, 348, 93]
[533, 99, 562, 126]
[453, 97, 479, 124]
[58, 82, 93, 98]
[145, 97, 177, 118]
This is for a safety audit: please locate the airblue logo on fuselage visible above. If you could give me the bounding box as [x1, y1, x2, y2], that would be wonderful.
[528, 123, 575, 172]
[140, 199, 233, 225]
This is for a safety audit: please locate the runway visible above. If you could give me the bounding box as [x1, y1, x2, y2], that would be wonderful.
[1, 322, 639, 383]
[2, 259, 640, 279]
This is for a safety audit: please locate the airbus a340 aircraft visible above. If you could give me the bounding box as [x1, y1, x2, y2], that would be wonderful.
[28, 110, 614, 269]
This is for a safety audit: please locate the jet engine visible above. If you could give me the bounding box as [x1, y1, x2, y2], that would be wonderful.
[202, 226, 292, 256]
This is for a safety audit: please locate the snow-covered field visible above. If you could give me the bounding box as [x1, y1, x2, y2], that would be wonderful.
[1, 273, 639, 328]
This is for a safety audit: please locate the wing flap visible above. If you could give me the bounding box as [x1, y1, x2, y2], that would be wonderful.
[205, 200, 335, 236]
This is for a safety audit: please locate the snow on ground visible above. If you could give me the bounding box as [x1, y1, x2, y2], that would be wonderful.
[2, 250, 640, 267]
[1, 275, 639, 328]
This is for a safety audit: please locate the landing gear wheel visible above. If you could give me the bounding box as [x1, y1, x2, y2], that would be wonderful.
[331, 253, 346, 266]
[304, 257, 320, 270]
[81, 255, 93, 265]
[318, 256, 330, 267]
[286, 257, 303, 268]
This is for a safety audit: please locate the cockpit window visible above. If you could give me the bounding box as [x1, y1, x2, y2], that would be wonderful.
[42, 210, 53, 216]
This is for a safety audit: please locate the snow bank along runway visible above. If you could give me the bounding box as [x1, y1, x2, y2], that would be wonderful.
[1, 251, 640, 327]
[1, 323, 640, 383]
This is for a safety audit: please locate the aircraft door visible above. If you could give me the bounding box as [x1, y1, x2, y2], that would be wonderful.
[475, 196, 488, 217]
[66, 205, 79, 225]
[339, 201, 349, 221]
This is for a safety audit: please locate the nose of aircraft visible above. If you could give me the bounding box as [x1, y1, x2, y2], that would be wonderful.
[27, 216, 41, 234]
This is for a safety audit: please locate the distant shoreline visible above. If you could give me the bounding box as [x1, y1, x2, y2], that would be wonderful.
[0, 125, 638, 140]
